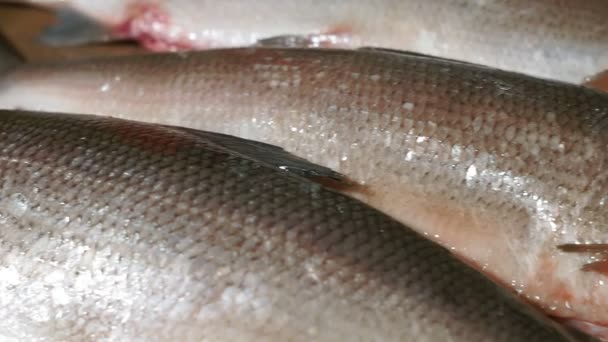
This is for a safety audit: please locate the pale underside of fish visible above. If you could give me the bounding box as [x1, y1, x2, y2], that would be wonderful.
[0, 109, 583, 341]
[3, 47, 608, 338]
[4, 0, 608, 83]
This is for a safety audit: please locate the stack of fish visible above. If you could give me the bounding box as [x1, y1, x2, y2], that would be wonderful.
[0, 1, 607, 341]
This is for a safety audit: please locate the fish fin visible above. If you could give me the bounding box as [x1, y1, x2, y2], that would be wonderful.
[358, 47, 437, 58]
[358, 47, 494, 69]
[557, 243, 608, 253]
[0, 31, 23, 74]
[256, 27, 353, 48]
[39, 8, 114, 46]
[174, 128, 350, 184]
[584, 70, 608, 93]
[310, 175, 371, 196]
[581, 260, 608, 275]
[558, 244, 608, 276]
[256, 35, 317, 48]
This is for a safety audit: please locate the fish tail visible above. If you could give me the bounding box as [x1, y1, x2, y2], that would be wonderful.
[38, 8, 113, 46]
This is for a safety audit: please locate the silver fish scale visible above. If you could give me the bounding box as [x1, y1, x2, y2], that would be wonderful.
[0, 111, 575, 341]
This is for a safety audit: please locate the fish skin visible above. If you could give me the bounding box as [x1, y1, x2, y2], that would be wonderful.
[2, 47, 608, 333]
[11, 0, 608, 83]
[0, 109, 580, 341]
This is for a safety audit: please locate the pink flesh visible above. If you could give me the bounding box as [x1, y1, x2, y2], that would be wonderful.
[109, 3, 356, 51]
[112, 3, 198, 51]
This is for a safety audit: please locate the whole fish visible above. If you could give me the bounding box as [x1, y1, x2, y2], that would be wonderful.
[3, 47, 608, 338]
[4, 0, 608, 83]
[0, 109, 579, 341]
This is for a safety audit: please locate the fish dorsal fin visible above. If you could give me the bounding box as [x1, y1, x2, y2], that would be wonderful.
[358, 47, 438, 58]
[174, 127, 349, 184]
[255, 35, 315, 48]
[358, 47, 494, 69]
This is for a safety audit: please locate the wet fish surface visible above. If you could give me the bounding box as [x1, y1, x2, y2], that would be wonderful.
[6, 0, 608, 82]
[3, 47, 608, 336]
[0, 110, 580, 341]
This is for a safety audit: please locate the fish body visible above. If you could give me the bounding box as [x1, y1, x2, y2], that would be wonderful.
[7, 0, 608, 82]
[0, 110, 577, 341]
[2, 48, 608, 335]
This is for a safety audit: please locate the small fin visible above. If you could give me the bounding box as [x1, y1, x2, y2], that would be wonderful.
[558, 244, 608, 277]
[256, 35, 317, 48]
[0, 31, 23, 74]
[358, 47, 495, 69]
[558, 243, 608, 253]
[584, 70, 608, 93]
[256, 30, 353, 49]
[39, 8, 114, 46]
[173, 127, 349, 184]
[310, 175, 371, 196]
[581, 260, 608, 275]
[358, 47, 439, 58]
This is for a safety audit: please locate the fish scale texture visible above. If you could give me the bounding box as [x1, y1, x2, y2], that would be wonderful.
[0, 111, 573, 341]
[3, 48, 608, 325]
